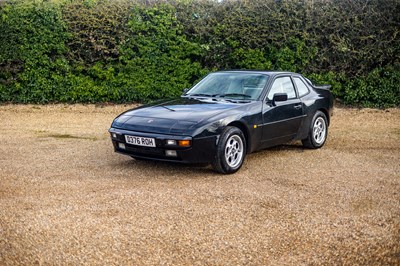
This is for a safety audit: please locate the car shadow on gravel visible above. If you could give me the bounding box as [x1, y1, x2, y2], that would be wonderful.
[111, 143, 308, 177]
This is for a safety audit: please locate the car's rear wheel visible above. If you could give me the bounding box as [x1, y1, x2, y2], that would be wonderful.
[302, 111, 328, 149]
[212, 126, 246, 174]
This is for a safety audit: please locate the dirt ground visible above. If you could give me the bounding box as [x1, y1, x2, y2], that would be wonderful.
[0, 104, 399, 265]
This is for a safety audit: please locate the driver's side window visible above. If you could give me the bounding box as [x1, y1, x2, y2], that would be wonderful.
[267, 77, 296, 100]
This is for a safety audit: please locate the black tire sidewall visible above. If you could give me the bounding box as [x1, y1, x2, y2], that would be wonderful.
[309, 111, 328, 148]
[216, 127, 246, 174]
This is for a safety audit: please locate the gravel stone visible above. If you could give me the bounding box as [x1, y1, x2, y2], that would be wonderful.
[0, 105, 399, 265]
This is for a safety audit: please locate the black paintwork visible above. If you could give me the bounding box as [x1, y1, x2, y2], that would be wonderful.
[109, 71, 333, 163]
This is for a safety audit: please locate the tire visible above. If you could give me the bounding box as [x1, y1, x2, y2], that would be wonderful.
[302, 111, 328, 149]
[212, 126, 246, 174]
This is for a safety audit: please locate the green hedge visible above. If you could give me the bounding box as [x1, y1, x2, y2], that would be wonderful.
[0, 0, 399, 107]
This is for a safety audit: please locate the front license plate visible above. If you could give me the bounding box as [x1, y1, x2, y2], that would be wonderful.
[125, 135, 156, 147]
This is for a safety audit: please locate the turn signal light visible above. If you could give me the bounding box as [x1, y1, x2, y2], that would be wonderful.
[178, 140, 191, 147]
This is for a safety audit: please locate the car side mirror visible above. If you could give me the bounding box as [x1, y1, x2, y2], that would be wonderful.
[271, 93, 288, 106]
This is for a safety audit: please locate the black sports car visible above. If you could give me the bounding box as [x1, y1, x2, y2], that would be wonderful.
[109, 71, 333, 174]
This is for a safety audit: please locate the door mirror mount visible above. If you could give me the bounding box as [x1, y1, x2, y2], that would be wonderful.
[182, 88, 190, 95]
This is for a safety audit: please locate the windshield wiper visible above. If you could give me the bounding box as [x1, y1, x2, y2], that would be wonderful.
[215, 93, 252, 99]
[187, 93, 213, 97]
[160, 105, 175, 112]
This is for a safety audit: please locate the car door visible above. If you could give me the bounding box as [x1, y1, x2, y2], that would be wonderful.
[261, 76, 304, 146]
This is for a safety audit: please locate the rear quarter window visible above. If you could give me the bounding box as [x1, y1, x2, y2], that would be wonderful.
[293, 77, 310, 97]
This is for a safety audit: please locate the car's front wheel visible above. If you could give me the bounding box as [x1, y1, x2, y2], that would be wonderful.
[302, 111, 328, 149]
[212, 126, 246, 174]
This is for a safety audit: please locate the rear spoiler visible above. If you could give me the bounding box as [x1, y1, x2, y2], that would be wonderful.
[313, 85, 332, 90]
[304, 78, 332, 90]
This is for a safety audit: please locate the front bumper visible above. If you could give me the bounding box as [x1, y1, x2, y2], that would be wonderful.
[109, 128, 218, 164]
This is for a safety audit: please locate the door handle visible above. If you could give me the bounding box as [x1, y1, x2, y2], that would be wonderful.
[294, 104, 302, 110]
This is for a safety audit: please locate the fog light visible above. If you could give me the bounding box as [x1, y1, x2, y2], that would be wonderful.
[118, 143, 126, 149]
[166, 139, 177, 145]
[165, 150, 177, 157]
[112, 133, 117, 138]
[178, 140, 191, 147]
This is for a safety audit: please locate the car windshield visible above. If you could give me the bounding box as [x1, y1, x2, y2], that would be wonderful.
[186, 72, 269, 100]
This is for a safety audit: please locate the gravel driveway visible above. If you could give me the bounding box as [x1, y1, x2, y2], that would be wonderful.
[0, 105, 399, 265]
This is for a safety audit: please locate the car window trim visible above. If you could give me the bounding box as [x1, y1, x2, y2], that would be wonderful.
[263, 75, 298, 102]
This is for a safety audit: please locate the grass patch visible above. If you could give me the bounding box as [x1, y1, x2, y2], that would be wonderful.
[42, 133, 98, 141]
[33, 130, 48, 134]
[392, 128, 400, 136]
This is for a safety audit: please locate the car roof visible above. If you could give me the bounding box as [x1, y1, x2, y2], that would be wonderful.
[215, 70, 300, 77]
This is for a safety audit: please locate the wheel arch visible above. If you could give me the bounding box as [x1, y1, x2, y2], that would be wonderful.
[318, 108, 330, 126]
[227, 121, 251, 153]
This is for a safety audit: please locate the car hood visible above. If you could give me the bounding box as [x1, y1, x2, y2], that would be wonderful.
[111, 97, 248, 135]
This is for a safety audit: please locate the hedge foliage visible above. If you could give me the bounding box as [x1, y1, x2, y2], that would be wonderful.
[0, 0, 399, 106]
